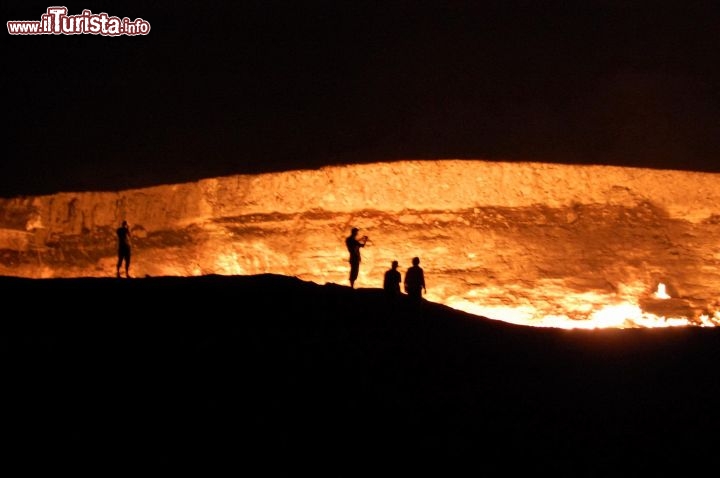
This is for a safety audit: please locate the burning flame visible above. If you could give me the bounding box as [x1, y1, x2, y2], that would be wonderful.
[444, 281, 719, 329]
[654, 283, 671, 299]
[2, 160, 720, 330]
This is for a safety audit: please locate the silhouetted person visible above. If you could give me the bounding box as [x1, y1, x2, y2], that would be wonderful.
[345, 227, 368, 288]
[116, 220, 132, 278]
[383, 260, 401, 296]
[404, 256, 426, 302]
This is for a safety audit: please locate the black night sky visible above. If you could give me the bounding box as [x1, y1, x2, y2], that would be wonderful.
[4, 1, 720, 198]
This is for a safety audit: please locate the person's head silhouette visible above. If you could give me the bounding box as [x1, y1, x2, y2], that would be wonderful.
[392, 260, 399, 269]
[412, 257, 420, 266]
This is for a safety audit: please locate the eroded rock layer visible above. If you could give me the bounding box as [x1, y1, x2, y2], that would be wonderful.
[2, 160, 719, 327]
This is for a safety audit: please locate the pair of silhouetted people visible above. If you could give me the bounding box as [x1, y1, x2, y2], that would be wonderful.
[384, 257, 426, 302]
[346, 227, 368, 288]
[116, 220, 132, 278]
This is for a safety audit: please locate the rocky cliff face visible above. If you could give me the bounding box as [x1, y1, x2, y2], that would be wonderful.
[2, 159, 719, 327]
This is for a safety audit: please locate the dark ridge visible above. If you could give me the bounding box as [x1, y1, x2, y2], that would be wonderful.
[5, 274, 720, 474]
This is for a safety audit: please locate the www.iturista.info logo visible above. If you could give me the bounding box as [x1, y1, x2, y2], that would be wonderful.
[7, 6, 150, 36]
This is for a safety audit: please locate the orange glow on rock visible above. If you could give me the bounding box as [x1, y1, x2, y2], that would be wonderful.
[1, 159, 719, 329]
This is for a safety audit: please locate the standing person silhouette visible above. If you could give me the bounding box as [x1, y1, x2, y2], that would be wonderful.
[383, 260, 401, 296]
[116, 220, 132, 278]
[404, 256, 426, 302]
[345, 227, 368, 289]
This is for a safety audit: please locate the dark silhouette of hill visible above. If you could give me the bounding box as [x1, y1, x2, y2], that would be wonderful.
[5, 274, 720, 474]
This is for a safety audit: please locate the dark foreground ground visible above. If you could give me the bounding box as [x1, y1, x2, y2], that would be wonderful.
[5, 274, 720, 474]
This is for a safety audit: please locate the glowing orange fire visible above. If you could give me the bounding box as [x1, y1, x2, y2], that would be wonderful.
[446, 282, 718, 330]
[1, 160, 719, 329]
[654, 283, 671, 299]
